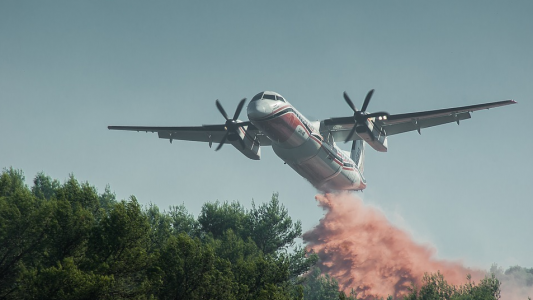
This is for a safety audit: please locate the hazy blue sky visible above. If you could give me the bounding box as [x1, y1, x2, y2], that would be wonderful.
[1, 1, 532, 270]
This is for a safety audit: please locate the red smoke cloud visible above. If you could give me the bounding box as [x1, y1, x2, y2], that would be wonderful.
[303, 192, 483, 299]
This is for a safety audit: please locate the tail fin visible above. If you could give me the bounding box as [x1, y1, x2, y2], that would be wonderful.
[351, 140, 364, 175]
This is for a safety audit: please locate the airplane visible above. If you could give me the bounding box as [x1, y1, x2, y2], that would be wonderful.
[108, 90, 515, 192]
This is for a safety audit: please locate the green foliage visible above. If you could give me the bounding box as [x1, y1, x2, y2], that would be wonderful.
[85, 197, 153, 298]
[145, 203, 172, 251]
[0, 167, 27, 197]
[404, 272, 501, 300]
[417, 272, 456, 300]
[248, 193, 302, 255]
[18, 257, 113, 300]
[198, 193, 315, 282]
[2, 168, 507, 300]
[0, 169, 153, 299]
[0, 169, 315, 300]
[32, 172, 60, 200]
[0, 169, 56, 298]
[195, 193, 316, 299]
[98, 185, 117, 213]
[157, 233, 235, 299]
[168, 203, 200, 236]
[199, 200, 248, 239]
[302, 267, 342, 300]
[491, 264, 533, 289]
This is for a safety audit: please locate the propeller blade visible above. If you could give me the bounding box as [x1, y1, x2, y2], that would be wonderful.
[361, 89, 374, 112]
[216, 100, 229, 121]
[343, 92, 357, 113]
[344, 125, 358, 143]
[365, 111, 390, 119]
[233, 98, 246, 120]
[215, 131, 229, 151]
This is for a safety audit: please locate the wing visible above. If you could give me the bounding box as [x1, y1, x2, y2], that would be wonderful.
[108, 123, 272, 146]
[322, 100, 516, 140]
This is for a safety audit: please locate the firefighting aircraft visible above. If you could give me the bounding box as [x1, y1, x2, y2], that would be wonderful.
[108, 90, 515, 191]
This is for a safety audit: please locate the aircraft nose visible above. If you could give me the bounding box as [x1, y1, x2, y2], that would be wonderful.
[247, 100, 273, 120]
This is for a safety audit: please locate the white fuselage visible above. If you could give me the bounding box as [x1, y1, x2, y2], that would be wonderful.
[247, 93, 366, 191]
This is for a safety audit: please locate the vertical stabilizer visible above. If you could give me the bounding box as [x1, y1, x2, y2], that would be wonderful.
[351, 140, 364, 175]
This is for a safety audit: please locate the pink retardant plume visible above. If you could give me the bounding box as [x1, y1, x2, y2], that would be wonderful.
[303, 192, 483, 299]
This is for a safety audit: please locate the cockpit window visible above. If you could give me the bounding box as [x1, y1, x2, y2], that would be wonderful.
[251, 92, 285, 102]
[251, 92, 263, 102]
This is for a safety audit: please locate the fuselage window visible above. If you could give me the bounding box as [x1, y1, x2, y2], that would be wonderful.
[263, 94, 276, 100]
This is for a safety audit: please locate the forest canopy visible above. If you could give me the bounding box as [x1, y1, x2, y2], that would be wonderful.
[0, 168, 509, 300]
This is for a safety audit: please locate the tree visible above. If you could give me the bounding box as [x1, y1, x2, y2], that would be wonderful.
[196, 194, 316, 299]
[0, 167, 26, 198]
[85, 197, 153, 298]
[0, 169, 56, 299]
[168, 203, 200, 237]
[248, 193, 302, 255]
[198, 201, 248, 239]
[0, 169, 318, 300]
[247, 194, 316, 280]
[302, 267, 341, 300]
[157, 233, 235, 300]
[98, 185, 117, 213]
[16, 257, 113, 300]
[145, 203, 172, 252]
[32, 172, 60, 200]
[405, 272, 501, 300]
[211, 228, 291, 299]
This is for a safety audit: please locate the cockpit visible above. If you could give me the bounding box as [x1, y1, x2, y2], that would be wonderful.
[251, 91, 286, 102]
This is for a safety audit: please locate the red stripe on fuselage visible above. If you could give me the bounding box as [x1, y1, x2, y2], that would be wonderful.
[253, 109, 320, 147]
[270, 104, 292, 116]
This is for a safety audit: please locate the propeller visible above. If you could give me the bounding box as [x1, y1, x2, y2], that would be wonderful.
[343, 89, 389, 142]
[215, 98, 248, 151]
